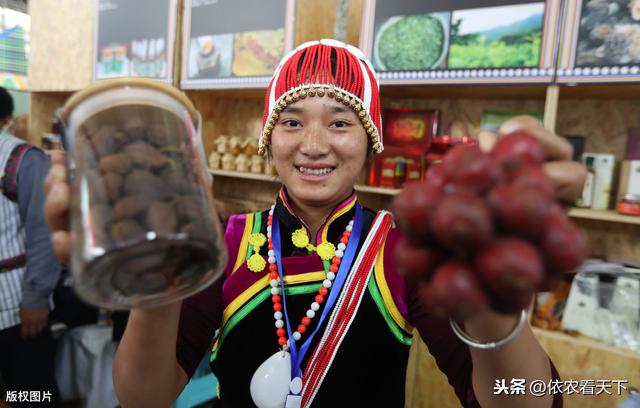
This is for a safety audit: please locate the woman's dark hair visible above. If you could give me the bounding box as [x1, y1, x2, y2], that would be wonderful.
[0, 87, 14, 120]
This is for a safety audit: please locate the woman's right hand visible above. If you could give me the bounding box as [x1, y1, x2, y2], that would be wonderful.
[44, 151, 71, 265]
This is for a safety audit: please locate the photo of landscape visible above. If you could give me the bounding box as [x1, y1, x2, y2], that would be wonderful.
[448, 3, 545, 69]
[576, 0, 640, 66]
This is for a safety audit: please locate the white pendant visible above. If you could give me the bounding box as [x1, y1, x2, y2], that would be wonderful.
[250, 350, 291, 408]
[285, 394, 302, 408]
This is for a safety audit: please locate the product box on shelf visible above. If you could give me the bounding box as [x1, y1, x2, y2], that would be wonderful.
[577, 155, 595, 208]
[626, 128, 640, 160]
[368, 108, 439, 188]
[618, 161, 640, 200]
[562, 264, 640, 352]
[580, 153, 615, 210]
[368, 146, 424, 188]
[616, 160, 640, 216]
[383, 109, 439, 149]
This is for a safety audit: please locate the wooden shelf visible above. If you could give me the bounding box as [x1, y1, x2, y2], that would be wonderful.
[533, 327, 640, 359]
[181, 82, 640, 100]
[354, 185, 400, 195]
[208, 168, 400, 196]
[558, 83, 640, 99]
[184, 88, 266, 99]
[568, 208, 640, 225]
[209, 168, 279, 183]
[184, 83, 551, 100]
[380, 83, 548, 99]
[208, 173, 640, 219]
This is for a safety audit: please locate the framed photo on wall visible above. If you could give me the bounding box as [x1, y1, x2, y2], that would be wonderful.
[181, 0, 295, 89]
[360, 0, 562, 84]
[94, 0, 178, 82]
[556, 0, 640, 83]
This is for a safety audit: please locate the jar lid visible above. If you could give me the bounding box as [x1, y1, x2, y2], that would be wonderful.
[61, 77, 199, 125]
[623, 193, 640, 203]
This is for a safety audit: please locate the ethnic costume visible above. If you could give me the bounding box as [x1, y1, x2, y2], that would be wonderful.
[175, 39, 562, 407]
[177, 189, 562, 407]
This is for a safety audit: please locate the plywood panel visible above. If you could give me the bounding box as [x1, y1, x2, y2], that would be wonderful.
[186, 91, 265, 157]
[295, 0, 337, 46]
[555, 99, 640, 160]
[29, 0, 94, 91]
[212, 176, 279, 220]
[405, 327, 640, 408]
[405, 337, 462, 408]
[534, 328, 640, 408]
[382, 96, 546, 137]
[572, 219, 640, 262]
[346, 0, 364, 47]
[294, 0, 363, 47]
[555, 98, 640, 262]
[29, 92, 72, 146]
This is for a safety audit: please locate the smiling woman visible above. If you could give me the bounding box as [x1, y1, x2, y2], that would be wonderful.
[41, 38, 580, 408]
[270, 97, 368, 230]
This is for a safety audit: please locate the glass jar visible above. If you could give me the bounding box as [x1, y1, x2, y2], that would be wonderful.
[616, 194, 640, 216]
[59, 78, 226, 309]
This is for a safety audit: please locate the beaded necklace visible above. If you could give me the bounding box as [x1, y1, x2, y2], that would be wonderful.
[266, 205, 354, 346]
[249, 202, 365, 408]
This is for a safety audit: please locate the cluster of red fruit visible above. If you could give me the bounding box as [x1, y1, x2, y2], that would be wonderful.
[393, 132, 587, 319]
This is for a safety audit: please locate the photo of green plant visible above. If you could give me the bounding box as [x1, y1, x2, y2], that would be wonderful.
[448, 3, 544, 69]
[373, 12, 451, 71]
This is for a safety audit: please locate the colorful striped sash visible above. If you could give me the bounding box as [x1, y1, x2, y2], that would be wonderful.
[301, 211, 393, 407]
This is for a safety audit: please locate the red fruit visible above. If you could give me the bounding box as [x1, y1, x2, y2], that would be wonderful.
[393, 182, 442, 243]
[491, 291, 535, 315]
[490, 131, 545, 174]
[420, 261, 488, 319]
[538, 273, 564, 292]
[431, 192, 493, 251]
[541, 219, 587, 273]
[442, 144, 502, 194]
[425, 163, 447, 190]
[475, 237, 544, 299]
[394, 237, 445, 279]
[547, 202, 567, 223]
[488, 184, 552, 241]
[509, 165, 555, 200]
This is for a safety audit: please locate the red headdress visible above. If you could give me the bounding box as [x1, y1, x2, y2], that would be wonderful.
[258, 39, 383, 155]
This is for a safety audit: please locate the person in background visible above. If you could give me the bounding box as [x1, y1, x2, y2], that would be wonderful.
[0, 87, 61, 405]
[10, 115, 29, 143]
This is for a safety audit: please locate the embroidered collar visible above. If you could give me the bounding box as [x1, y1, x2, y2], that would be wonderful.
[276, 187, 358, 250]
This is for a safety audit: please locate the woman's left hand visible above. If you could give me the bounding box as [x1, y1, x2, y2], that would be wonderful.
[496, 115, 587, 202]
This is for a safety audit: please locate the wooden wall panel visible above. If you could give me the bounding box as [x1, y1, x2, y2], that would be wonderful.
[405, 328, 640, 408]
[28, 0, 94, 91]
[295, 0, 337, 46]
[572, 219, 640, 262]
[381, 96, 546, 137]
[555, 98, 640, 262]
[212, 176, 279, 219]
[534, 328, 640, 408]
[29, 92, 72, 146]
[555, 99, 640, 161]
[294, 0, 363, 47]
[405, 338, 462, 408]
[346, 0, 364, 47]
[186, 91, 265, 157]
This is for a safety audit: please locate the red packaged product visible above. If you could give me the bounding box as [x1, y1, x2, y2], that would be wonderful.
[379, 158, 396, 188]
[384, 109, 439, 149]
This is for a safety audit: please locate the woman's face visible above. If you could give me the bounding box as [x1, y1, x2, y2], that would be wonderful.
[270, 96, 368, 209]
